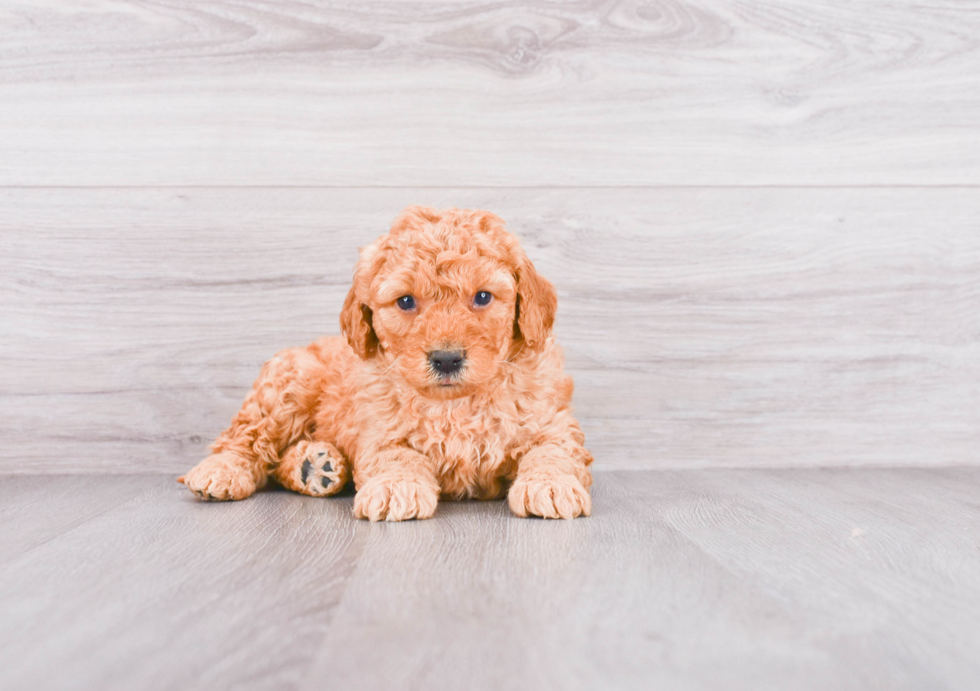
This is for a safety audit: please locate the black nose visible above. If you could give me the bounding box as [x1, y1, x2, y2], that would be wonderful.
[428, 349, 465, 375]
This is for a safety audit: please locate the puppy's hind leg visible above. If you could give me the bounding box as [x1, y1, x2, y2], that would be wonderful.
[180, 348, 324, 501]
[273, 440, 350, 497]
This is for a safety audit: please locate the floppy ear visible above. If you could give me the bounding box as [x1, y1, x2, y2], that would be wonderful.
[514, 257, 558, 351]
[340, 286, 379, 359]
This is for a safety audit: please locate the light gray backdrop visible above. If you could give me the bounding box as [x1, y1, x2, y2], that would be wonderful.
[1, 1, 978, 473]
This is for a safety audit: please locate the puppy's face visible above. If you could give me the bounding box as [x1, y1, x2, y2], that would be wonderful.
[370, 255, 517, 399]
[341, 207, 557, 400]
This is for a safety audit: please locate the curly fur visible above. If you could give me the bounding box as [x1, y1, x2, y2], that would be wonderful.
[179, 206, 593, 520]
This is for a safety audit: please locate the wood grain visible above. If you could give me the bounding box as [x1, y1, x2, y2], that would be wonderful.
[0, 478, 366, 691]
[1, 1, 978, 185]
[308, 468, 980, 691]
[0, 475, 149, 564]
[2, 187, 978, 473]
[1, 469, 978, 690]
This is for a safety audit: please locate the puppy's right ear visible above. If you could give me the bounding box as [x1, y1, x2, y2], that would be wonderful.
[340, 286, 378, 359]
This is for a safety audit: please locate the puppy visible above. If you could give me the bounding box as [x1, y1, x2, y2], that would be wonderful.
[179, 206, 593, 520]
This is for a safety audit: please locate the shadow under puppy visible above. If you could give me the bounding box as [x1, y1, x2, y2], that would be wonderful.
[179, 206, 593, 520]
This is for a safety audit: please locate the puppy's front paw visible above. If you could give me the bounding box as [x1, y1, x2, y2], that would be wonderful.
[178, 452, 257, 501]
[353, 473, 439, 522]
[508, 472, 591, 519]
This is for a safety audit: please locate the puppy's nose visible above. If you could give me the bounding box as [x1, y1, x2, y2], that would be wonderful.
[428, 349, 465, 375]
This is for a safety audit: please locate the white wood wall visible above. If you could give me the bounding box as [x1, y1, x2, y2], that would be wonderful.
[1, 1, 978, 473]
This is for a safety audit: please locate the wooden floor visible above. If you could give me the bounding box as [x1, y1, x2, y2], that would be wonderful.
[1, 469, 979, 691]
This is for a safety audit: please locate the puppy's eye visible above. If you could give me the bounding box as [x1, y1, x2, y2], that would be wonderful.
[396, 295, 416, 311]
[473, 291, 493, 307]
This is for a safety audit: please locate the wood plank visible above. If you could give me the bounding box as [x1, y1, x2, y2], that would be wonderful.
[2, 187, 978, 473]
[2, 470, 978, 690]
[0, 476, 365, 691]
[303, 468, 980, 691]
[0, 475, 149, 564]
[1, 1, 978, 185]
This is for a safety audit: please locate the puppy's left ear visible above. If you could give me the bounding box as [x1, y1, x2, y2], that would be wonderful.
[340, 286, 379, 359]
[514, 256, 558, 351]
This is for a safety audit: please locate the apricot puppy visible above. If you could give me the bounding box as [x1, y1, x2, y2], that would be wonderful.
[179, 206, 593, 520]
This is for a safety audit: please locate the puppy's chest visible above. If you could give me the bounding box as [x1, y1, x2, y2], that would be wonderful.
[409, 405, 526, 498]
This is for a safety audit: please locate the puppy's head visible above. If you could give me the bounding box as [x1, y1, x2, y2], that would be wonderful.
[340, 206, 557, 399]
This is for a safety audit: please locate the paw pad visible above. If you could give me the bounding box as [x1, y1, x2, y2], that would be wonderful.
[296, 446, 342, 495]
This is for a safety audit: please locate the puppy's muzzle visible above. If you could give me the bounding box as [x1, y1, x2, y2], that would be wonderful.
[428, 349, 465, 376]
